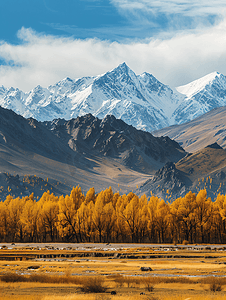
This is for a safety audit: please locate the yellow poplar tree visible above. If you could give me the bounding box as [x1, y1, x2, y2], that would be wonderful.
[58, 186, 85, 242]
[20, 199, 39, 242]
[195, 189, 212, 243]
[0, 201, 9, 241]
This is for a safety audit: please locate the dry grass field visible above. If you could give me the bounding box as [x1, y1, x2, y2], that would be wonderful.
[0, 243, 226, 299]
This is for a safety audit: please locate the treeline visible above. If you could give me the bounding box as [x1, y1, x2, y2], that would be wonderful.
[1, 187, 226, 244]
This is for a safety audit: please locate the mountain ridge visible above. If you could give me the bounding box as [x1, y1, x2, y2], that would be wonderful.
[0, 106, 186, 198]
[2, 63, 226, 131]
[153, 106, 226, 153]
[138, 142, 226, 200]
[42, 113, 186, 174]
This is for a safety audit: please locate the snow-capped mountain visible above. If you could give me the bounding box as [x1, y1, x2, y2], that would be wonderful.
[1, 64, 226, 131]
[174, 72, 226, 124]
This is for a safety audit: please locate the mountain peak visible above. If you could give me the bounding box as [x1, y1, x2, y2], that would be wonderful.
[1, 65, 226, 133]
[176, 71, 223, 98]
[65, 76, 74, 82]
[109, 62, 135, 77]
[205, 142, 223, 150]
[32, 85, 44, 92]
[55, 76, 75, 86]
[116, 62, 129, 70]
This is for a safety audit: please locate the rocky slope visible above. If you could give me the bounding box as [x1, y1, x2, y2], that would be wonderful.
[153, 106, 226, 153]
[43, 113, 186, 174]
[138, 143, 226, 200]
[0, 107, 186, 198]
[138, 162, 192, 200]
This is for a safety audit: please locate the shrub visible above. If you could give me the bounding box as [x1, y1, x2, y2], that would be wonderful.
[110, 274, 140, 288]
[142, 277, 154, 292]
[0, 272, 81, 284]
[0, 273, 25, 283]
[110, 274, 124, 287]
[201, 277, 225, 292]
[122, 276, 140, 288]
[209, 281, 222, 292]
[79, 276, 107, 293]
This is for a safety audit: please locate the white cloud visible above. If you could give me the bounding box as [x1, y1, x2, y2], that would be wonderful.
[110, 0, 226, 34]
[111, 0, 226, 17]
[1, 21, 226, 91]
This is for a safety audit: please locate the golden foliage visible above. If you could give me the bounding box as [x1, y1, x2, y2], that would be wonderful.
[0, 187, 226, 243]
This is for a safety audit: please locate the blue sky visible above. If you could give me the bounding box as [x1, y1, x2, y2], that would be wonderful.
[1, 0, 221, 42]
[0, 1, 125, 43]
[1, 0, 226, 90]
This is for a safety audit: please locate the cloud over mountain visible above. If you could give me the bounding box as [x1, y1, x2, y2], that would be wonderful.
[2, 16, 226, 91]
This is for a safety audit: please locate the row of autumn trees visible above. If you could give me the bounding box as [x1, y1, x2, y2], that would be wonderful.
[1, 186, 226, 244]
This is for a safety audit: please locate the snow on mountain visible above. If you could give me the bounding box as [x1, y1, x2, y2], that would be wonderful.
[174, 72, 226, 124]
[1, 63, 226, 131]
[177, 72, 221, 97]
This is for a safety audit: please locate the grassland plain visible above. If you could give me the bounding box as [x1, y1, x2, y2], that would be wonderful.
[0, 244, 226, 299]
